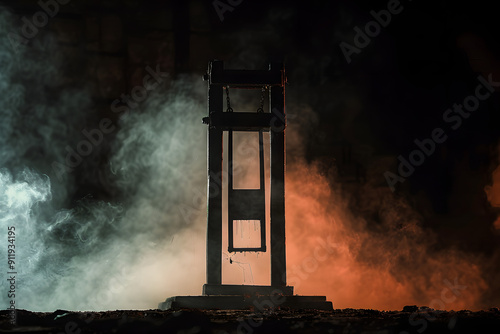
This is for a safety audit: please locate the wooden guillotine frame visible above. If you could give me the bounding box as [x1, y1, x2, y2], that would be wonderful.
[158, 60, 332, 310]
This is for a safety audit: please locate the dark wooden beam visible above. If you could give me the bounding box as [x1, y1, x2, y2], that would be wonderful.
[270, 63, 287, 287]
[203, 112, 275, 131]
[206, 83, 223, 286]
[209, 60, 284, 87]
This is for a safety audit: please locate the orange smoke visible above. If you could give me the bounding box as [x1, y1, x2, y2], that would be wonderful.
[285, 160, 488, 311]
[217, 105, 489, 310]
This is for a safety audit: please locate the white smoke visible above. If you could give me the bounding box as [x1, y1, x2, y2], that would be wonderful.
[0, 8, 208, 311]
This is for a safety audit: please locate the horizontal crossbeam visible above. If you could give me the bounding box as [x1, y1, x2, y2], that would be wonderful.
[202, 112, 284, 131]
[208, 60, 285, 87]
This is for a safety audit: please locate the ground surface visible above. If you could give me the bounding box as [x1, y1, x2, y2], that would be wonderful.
[1, 307, 499, 333]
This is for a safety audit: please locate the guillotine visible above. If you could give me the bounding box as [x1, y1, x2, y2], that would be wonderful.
[158, 61, 332, 310]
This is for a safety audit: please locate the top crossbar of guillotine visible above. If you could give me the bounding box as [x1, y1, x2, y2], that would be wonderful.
[207, 60, 285, 88]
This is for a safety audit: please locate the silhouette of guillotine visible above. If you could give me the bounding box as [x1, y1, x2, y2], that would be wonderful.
[159, 61, 332, 310]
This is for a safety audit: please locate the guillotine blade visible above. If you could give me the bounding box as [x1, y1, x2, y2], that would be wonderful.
[227, 129, 266, 252]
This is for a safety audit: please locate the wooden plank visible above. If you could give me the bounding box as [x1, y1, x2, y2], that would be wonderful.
[204, 112, 275, 131]
[209, 60, 284, 87]
[206, 84, 223, 286]
[203, 284, 293, 296]
[270, 62, 287, 287]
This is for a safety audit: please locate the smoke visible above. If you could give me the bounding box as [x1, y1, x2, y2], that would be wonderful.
[1, 3, 498, 313]
[221, 4, 496, 311]
[0, 7, 209, 311]
[284, 158, 489, 310]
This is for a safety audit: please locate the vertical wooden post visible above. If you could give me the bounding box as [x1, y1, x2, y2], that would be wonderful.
[270, 62, 287, 287]
[206, 63, 223, 286]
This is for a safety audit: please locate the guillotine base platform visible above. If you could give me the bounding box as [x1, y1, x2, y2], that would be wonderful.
[158, 295, 333, 311]
[158, 284, 333, 310]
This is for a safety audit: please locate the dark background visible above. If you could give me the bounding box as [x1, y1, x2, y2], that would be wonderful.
[1, 0, 500, 308]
